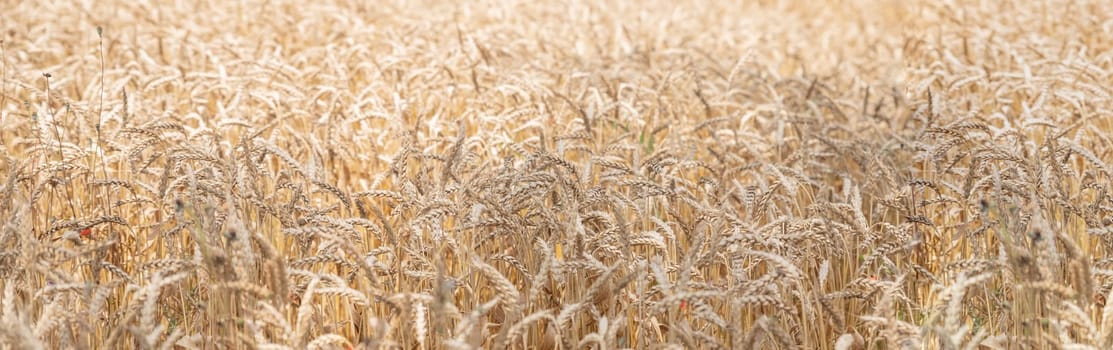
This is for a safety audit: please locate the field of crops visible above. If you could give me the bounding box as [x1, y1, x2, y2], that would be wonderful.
[3, 0, 1113, 349]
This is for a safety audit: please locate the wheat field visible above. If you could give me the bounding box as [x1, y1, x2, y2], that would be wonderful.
[2, 0, 1113, 349]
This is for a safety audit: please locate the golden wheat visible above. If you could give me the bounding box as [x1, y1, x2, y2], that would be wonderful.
[3, 0, 1113, 349]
